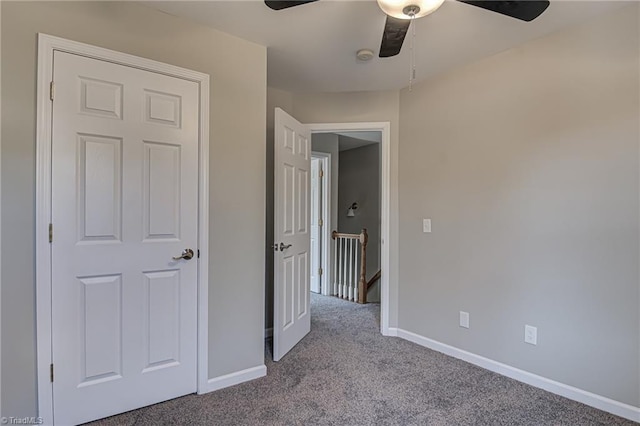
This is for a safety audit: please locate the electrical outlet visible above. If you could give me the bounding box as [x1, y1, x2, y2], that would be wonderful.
[459, 311, 469, 329]
[423, 219, 431, 233]
[525, 325, 537, 345]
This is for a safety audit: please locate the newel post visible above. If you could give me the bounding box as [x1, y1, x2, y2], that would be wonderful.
[358, 228, 368, 304]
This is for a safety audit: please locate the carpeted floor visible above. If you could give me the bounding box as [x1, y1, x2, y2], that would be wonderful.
[90, 294, 636, 425]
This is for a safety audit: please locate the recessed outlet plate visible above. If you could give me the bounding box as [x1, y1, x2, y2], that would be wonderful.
[459, 311, 470, 329]
[525, 325, 537, 345]
[423, 219, 431, 233]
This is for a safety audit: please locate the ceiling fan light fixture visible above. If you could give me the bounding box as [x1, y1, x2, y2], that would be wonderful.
[376, 0, 445, 19]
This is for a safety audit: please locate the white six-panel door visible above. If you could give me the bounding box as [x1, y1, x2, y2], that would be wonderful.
[273, 108, 311, 361]
[310, 158, 321, 294]
[51, 51, 199, 425]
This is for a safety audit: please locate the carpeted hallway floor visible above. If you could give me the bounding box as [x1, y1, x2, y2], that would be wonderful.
[90, 294, 635, 425]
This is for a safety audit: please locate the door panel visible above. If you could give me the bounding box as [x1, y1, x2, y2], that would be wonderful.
[297, 168, 308, 233]
[78, 134, 122, 242]
[78, 274, 123, 386]
[142, 270, 181, 371]
[143, 142, 181, 240]
[273, 108, 311, 361]
[297, 252, 309, 316]
[51, 51, 199, 425]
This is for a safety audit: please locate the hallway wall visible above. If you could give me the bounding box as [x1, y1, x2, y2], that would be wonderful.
[338, 143, 381, 302]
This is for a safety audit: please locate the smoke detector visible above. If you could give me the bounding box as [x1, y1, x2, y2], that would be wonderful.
[356, 49, 374, 62]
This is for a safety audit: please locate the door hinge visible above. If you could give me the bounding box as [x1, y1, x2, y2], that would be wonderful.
[48, 223, 53, 243]
[319, 169, 324, 178]
[319, 268, 323, 276]
[318, 219, 323, 227]
[50, 364, 54, 382]
[49, 81, 55, 101]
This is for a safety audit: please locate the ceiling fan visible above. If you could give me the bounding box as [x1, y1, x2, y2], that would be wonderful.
[264, 0, 550, 58]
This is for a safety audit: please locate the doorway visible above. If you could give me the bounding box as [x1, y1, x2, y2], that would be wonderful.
[310, 153, 330, 295]
[310, 132, 382, 302]
[270, 111, 391, 361]
[309, 122, 391, 334]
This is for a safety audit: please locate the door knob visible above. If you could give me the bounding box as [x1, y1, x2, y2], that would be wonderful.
[279, 242, 292, 251]
[173, 248, 194, 261]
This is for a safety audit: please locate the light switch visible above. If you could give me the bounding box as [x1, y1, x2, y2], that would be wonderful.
[423, 219, 431, 233]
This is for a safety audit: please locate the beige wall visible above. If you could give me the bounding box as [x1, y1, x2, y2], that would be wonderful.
[290, 91, 401, 326]
[398, 4, 639, 406]
[1, 1, 266, 417]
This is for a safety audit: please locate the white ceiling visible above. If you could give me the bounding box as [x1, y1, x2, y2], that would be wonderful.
[144, 1, 627, 92]
[336, 131, 381, 151]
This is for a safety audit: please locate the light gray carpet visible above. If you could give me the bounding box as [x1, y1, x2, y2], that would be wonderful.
[90, 294, 636, 425]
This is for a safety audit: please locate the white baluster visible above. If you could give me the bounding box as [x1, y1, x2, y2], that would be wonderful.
[335, 238, 339, 298]
[349, 238, 355, 301]
[344, 239, 348, 300]
[354, 239, 359, 303]
[340, 238, 344, 299]
[337, 238, 342, 298]
[342, 238, 347, 299]
[345, 239, 349, 300]
[331, 238, 338, 296]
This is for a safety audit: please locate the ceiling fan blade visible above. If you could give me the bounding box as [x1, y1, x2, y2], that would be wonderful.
[457, 1, 550, 22]
[379, 16, 411, 58]
[265, 0, 319, 11]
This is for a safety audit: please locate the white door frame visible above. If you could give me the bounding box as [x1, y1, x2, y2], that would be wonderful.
[310, 152, 331, 296]
[308, 122, 391, 334]
[35, 34, 210, 423]
[0, 3, 3, 416]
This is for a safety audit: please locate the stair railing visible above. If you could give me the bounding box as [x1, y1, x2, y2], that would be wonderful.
[332, 228, 368, 303]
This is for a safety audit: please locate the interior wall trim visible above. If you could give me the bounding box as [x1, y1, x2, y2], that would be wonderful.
[202, 365, 267, 394]
[395, 328, 640, 423]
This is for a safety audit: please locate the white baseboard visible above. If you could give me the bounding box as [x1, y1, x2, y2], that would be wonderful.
[383, 327, 399, 337]
[265, 327, 273, 339]
[200, 365, 267, 394]
[396, 328, 640, 423]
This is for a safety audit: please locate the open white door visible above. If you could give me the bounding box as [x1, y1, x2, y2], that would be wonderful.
[50, 51, 199, 424]
[310, 158, 321, 294]
[273, 108, 311, 361]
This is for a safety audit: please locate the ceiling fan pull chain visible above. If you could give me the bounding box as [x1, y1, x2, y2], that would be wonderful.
[409, 13, 416, 91]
